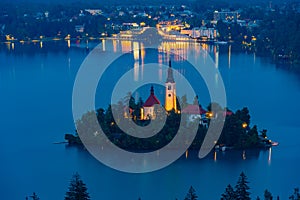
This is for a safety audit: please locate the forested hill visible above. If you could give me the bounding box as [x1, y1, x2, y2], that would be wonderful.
[2, 0, 297, 6]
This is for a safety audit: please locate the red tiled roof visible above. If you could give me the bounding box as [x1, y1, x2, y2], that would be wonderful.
[182, 105, 199, 114]
[182, 104, 207, 115]
[143, 86, 161, 107]
[143, 94, 160, 107]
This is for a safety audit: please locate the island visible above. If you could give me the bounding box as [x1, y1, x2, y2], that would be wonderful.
[65, 103, 277, 151]
[66, 61, 278, 152]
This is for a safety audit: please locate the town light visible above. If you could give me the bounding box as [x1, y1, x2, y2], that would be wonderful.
[206, 111, 214, 119]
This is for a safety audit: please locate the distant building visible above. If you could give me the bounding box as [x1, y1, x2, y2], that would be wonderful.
[213, 10, 239, 23]
[85, 9, 103, 16]
[181, 27, 217, 40]
[182, 104, 207, 125]
[75, 25, 85, 33]
[122, 23, 140, 29]
[157, 20, 185, 32]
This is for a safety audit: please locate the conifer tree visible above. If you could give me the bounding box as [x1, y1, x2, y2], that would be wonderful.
[184, 186, 198, 200]
[264, 189, 273, 200]
[289, 188, 300, 200]
[65, 172, 90, 200]
[221, 184, 236, 200]
[28, 192, 39, 200]
[235, 172, 251, 200]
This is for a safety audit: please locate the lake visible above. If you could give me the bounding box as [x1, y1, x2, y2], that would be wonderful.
[0, 39, 300, 200]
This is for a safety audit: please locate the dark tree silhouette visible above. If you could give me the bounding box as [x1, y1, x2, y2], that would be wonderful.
[289, 188, 300, 200]
[264, 189, 273, 200]
[184, 186, 198, 200]
[235, 172, 251, 200]
[28, 192, 39, 200]
[65, 172, 90, 200]
[221, 184, 236, 200]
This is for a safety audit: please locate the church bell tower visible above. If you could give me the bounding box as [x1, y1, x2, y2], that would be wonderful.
[165, 60, 177, 112]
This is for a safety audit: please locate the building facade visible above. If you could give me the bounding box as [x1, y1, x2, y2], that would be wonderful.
[164, 60, 177, 112]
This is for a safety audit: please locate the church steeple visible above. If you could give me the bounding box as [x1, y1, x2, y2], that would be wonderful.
[166, 60, 175, 83]
[165, 60, 177, 112]
[150, 85, 154, 95]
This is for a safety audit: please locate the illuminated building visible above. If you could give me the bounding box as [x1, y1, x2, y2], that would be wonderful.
[213, 10, 239, 23]
[165, 60, 177, 112]
[141, 86, 161, 120]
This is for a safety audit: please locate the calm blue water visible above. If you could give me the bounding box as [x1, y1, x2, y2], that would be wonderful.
[0, 40, 300, 200]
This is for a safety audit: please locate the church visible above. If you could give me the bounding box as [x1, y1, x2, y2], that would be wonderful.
[140, 60, 178, 120]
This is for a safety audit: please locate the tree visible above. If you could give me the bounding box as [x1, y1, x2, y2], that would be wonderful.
[221, 184, 235, 200]
[235, 172, 251, 200]
[260, 129, 268, 138]
[184, 186, 198, 200]
[65, 172, 90, 200]
[264, 189, 273, 200]
[28, 192, 39, 200]
[289, 188, 300, 200]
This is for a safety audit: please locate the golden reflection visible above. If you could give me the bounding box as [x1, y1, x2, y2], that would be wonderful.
[185, 150, 189, 159]
[67, 39, 70, 48]
[159, 41, 189, 61]
[121, 40, 132, 53]
[201, 43, 208, 51]
[40, 41, 43, 49]
[5, 42, 11, 51]
[11, 42, 14, 50]
[102, 39, 106, 51]
[112, 40, 117, 53]
[140, 43, 145, 59]
[253, 52, 256, 64]
[268, 147, 272, 165]
[140, 43, 145, 79]
[133, 42, 139, 60]
[214, 151, 217, 161]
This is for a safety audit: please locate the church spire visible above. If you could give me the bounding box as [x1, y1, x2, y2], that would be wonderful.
[150, 85, 154, 95]
[166, 60, 175, 83]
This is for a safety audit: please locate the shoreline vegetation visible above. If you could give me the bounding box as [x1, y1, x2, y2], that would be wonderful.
[30, 171, 300, 200]
[1, 1, 299, 68]
[65, 99, 278, 152]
